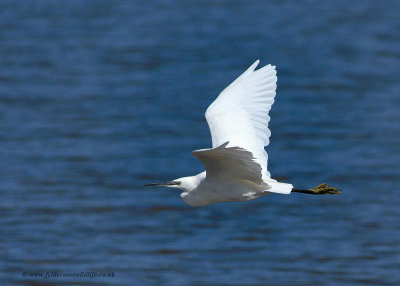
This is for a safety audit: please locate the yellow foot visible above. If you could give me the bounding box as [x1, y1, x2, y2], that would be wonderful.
[310, 183, 342, 195]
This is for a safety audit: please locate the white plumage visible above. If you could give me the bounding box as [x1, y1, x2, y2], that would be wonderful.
[205, 60, 276, 178]
[145, 60, 341, 206]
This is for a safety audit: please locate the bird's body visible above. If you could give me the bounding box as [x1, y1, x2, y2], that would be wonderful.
[145, 60, 341, 206]
[179, 171, 291, 207]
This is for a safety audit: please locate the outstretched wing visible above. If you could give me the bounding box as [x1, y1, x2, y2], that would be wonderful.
[205, 60, 277, 178]
[192, 142, 264, 184]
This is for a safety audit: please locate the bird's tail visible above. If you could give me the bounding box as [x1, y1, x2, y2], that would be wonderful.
[266, 181, 293, 194]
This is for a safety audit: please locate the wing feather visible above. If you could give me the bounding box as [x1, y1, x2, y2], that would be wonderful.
[205, 60, 277, 178]
[192, 142, 263, 184]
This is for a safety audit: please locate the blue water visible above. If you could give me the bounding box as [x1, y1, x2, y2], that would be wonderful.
[1, 1, 400, 285]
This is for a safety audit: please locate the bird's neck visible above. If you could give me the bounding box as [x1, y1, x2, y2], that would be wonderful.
[180, 171, 212, 207]
[177, 171, 206, 192]
[195, 171, 207, 183]
[188, 171, 206, 190]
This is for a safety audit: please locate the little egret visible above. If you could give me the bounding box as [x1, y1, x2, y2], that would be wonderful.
[145, 60, 341, 207]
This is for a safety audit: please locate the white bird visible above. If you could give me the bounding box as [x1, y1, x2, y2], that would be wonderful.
[145, 60, 341, 207]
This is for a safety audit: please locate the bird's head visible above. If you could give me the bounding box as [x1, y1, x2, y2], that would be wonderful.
[144, 176, 199, 192]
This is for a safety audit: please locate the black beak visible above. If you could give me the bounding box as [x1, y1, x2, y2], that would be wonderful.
[144, 181, 180, 187]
